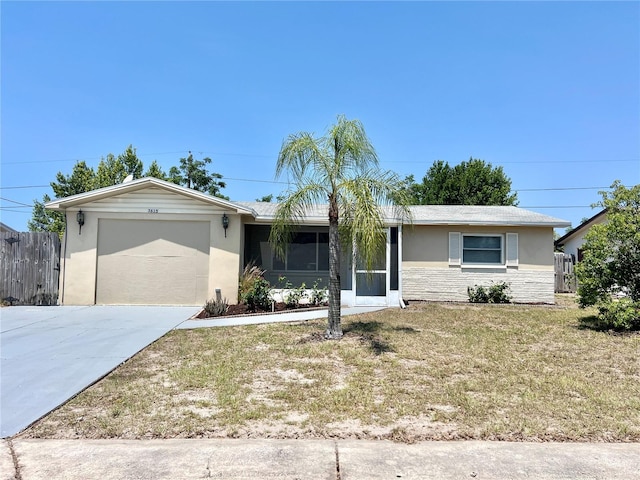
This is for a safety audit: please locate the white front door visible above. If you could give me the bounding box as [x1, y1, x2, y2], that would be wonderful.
[354, 230, 390, 306]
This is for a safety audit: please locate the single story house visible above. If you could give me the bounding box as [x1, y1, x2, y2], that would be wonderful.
[46, 177, 570, 306]
[554, 210, 607, 263]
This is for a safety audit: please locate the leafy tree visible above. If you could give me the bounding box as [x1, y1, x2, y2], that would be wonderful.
[256, 194, 274, 202]
[29, 147, 229, 235]
[270, 115, 412, 339]
[168, 151, 228, 199]
[96, 145, 143, 186]
[29, 146, 145, 236]
[144, 160, 169, 180]
[576, 182, 640, 330]
[406, 158, 518, 205]
[28, 161, 97, 235]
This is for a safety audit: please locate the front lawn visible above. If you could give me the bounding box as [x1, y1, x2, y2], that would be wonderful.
[21, 298, 640, 442]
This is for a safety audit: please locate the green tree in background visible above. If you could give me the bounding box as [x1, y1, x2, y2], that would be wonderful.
[29, 146, 227, 235]
[270, 115, 412, 339]
[168, 151, 228, 199]
[144, 160, 169, 180]
[576, 182, 640, 330]
[96, 145, 144, 186]
[28, 161, 97, 234]
[404, 158, 518, 205]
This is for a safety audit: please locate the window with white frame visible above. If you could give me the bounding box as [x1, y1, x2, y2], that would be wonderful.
[462, 234, 503, 264]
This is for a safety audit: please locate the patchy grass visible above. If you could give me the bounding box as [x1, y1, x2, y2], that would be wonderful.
[21, 297, 640, 442]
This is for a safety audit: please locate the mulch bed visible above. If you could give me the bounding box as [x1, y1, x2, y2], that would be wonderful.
[195, 302, 327, 319]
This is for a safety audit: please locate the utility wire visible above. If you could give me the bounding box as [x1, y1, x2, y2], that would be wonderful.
[0, 197, 33, 206]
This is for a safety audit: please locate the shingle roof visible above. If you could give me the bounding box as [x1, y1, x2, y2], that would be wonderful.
[237, 202, 570, 227]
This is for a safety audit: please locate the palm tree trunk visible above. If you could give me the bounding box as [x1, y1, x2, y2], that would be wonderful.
[326, 197, 343, 339]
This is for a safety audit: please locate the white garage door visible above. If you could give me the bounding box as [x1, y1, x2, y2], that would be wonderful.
[96, 219, 210, 305]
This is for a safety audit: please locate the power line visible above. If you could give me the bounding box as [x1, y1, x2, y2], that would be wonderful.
[2, 148, 638, 166]
[515, 185, 630, 192]
[0, 208, 31, 214]
[1, 150, 189, 166]
[520, 205, 594, 209]
[386, 159, 639, 165]
[0, 197, 33, 207]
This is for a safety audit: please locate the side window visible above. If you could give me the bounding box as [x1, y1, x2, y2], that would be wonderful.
[462, 235, 503, 265]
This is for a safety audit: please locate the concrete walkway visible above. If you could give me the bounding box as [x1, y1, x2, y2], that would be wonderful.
[176, 305, 388, 329]
[3, 438, 639, 479]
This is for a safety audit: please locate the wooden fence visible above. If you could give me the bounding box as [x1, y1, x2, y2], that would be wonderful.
[554, 252, 576, 293]
[1, 232, 61, 305]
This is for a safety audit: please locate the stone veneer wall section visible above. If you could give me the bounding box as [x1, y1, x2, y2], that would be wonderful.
[402, 267, 555, 304]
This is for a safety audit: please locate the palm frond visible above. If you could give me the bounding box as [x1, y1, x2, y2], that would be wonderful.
[269, 183, 327, 259]
[323, 115, 378, 177]
[275, 133, 325, 183]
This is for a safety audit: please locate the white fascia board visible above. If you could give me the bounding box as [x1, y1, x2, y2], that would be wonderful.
[44, 177, 255, 215]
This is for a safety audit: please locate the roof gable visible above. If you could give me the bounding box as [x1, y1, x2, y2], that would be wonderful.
[45, 177, 254, 214]
[554, 209, 607, 246]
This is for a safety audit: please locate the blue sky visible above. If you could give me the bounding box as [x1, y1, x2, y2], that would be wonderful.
[2, 1, 639, 232]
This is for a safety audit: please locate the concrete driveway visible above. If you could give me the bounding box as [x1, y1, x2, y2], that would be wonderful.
[0, 305, 198, 438]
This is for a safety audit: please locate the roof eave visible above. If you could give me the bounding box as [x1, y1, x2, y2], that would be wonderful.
[44, 177, 255, 215]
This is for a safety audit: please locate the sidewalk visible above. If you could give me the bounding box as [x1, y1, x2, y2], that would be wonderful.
[176, 306, 388, 329]
[3, 438, 639, 479]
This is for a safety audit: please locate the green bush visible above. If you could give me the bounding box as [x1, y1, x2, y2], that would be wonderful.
[597, 297, 640, 331]
[241, 277, 272, 311]
[468, 282, 512, 304]
[239, 263, 266, 299]
[310, 279, 328, 306]
[284, 282, 307, 308]
[467, 285, 489, 303]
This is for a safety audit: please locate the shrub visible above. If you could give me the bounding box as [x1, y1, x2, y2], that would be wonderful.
[284, 282, 307, 308]
[239, 263, 266, 299]
[488, 282, 512, 304]
[278, 275, 309, 308]
[467, 285, 489, 303]
[310, 279, 328, 306]
[241, 277, 272, 312]
[597, 297, 640, 331]
[468, 282, 512, 304]
[203, 297, 229, 317]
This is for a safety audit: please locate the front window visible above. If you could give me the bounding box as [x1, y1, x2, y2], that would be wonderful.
[462, 235, 503, 264]
[274, 232, 329, 271]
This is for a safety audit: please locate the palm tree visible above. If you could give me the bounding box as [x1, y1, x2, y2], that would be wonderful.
[270, 115, 412, 339]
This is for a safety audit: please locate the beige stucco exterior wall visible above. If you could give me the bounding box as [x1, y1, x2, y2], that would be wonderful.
[402, 225, 556, 303]
[58, 189, 243, 305]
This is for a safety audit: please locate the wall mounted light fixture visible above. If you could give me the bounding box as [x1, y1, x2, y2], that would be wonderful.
[222, 213, 229, 237]
[76, 209, 85, 235]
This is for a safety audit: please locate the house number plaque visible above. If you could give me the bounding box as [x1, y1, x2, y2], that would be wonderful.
[148, 208, 159, 213]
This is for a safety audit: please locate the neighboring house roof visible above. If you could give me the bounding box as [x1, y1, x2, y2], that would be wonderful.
[0, 222, 18, 233]
[239, 202, 571, 227]
[44, 177, 255, 214]
[554, 209, 607, 248]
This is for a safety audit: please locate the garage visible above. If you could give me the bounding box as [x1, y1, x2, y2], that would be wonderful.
[96, 219, 210, 305]
[45, 177, 253, 305]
